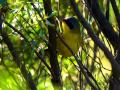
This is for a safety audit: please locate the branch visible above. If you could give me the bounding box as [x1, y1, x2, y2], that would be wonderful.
[4, 21, 52, 74]
[110, 0, 120, 31]
[0, 27, 37, 90]
[85, 0, 119, 50]
[0, 6, 37, 89]
[106, 0, 110, 20]
[70, 0, 120, 78]
[43, 0, 62, 88]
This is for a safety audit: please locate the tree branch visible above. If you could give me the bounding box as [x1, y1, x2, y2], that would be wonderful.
[85, 0, 119, 50]
[70, 0, 120, 78]
[43, 0, 62, 89]
[106, 0, 110, 20]
[4, 21, 52, 75]
[110, 0, 120, 31]
[0, 21, 37, 90]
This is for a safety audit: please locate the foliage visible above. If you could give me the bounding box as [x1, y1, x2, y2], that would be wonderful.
[0, 0, 120, 90]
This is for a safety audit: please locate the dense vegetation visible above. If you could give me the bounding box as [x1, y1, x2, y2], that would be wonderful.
[0, 0, 120, 90]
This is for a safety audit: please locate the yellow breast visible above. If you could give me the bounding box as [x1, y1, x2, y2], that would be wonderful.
[57, 20, 82, 57]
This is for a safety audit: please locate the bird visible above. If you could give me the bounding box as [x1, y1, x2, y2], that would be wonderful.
[57, 17, 82, 57]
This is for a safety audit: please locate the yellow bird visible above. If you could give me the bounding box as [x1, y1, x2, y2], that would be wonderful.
[57, 17, 82, 57]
